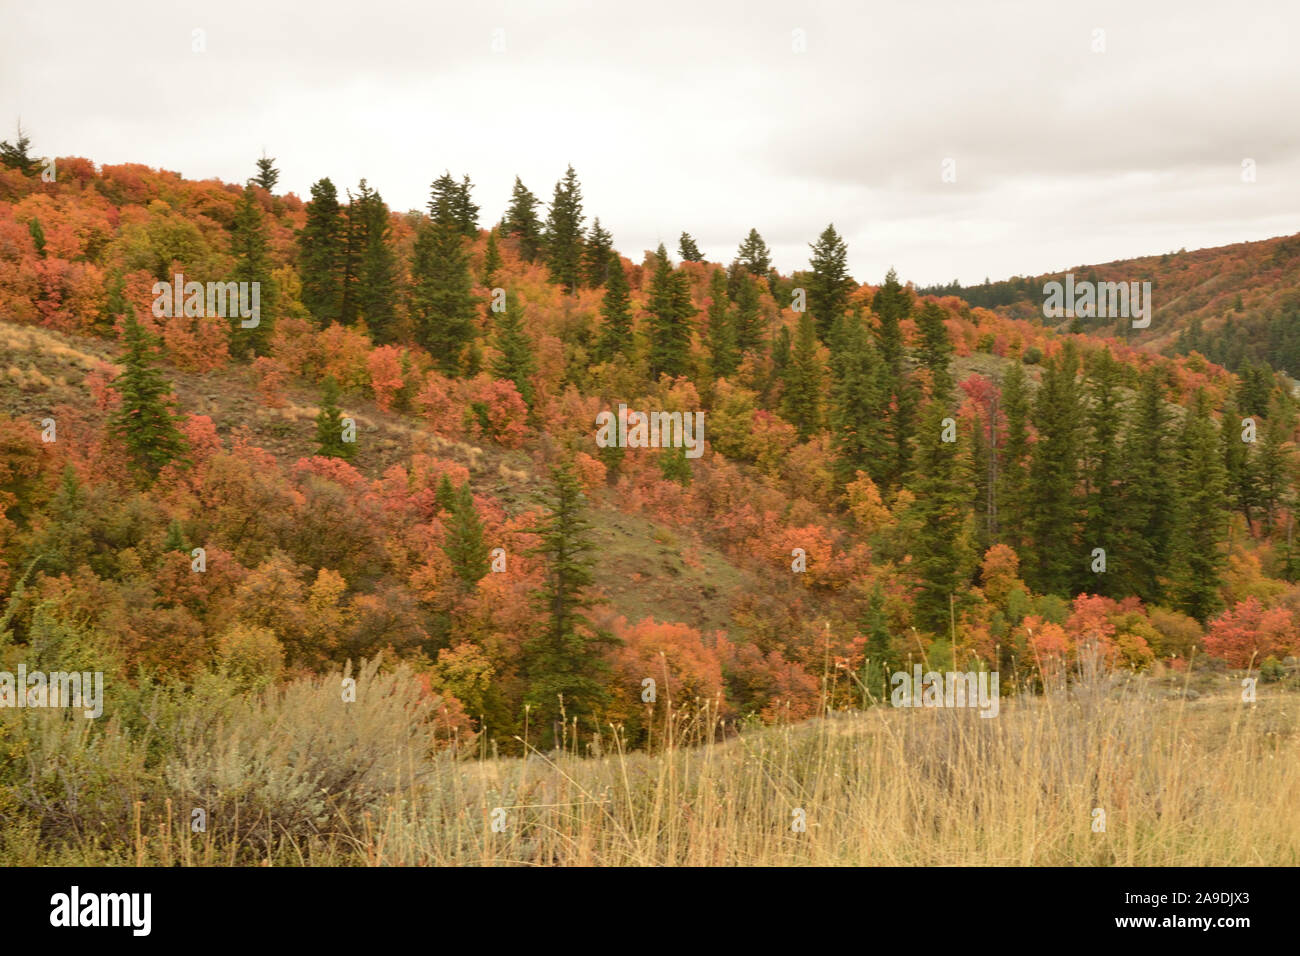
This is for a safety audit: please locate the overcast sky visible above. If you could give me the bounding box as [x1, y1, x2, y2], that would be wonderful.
[3, 0, 1297, 286]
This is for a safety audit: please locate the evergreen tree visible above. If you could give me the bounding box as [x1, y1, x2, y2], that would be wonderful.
[1081, 350, 1124, 595]
[1118, 367, 1176, 603]
[503, 176, 544, 262]
[1025, 343, 1084, 596]
[704, 267, 738, 379]
[314, 376, 354, 460]
[481, 227, 502, 289]
[807, 224, 852, 340]
[732, 272, 764, 356]
[871, 268, 910, 374]
[229, 185, 277, 359]
[1220, 395, 1255, 529]
[544, 165, 585, 292]
[454, 174, 480, 237]
[908, 400, 973, 634]
[594, 251, 633, 364]
[357, 185, 399, 343]
[916, 301, 953, 401]
[435, 474, 457, 514]
[736, 228, 772, 277]
[28, 217, 45, 258]
[429, 171, 479, 237]
[1170, 390, 1228, 622]
[338, 181, 368, 326]
[109, 311, 188, 480]
[646, 254, 696, 380]
[1256, 395, 1295, 534]
[678, 232, 704, 263]
[491, 295, 536, 408]
[253, 151, 279, 192]
[298, 177, 345, 325]
[411, 218, 478, 373]
[443, 482, 489, 587]
[659, 443, 692, 486]
[525, 459, 620, 741]
[97, 268, 127, 332]
[781, 311, 823, 439]
[0, 123, 38, 175]
[582, 218, 614, 287]
[996, 362, 1032, 556]
[828, 312, 886, 487]
[163, 518, 188, 554]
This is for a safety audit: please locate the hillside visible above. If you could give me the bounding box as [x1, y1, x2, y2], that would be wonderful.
[920, 233, 1300, 373]
[1, 148, 1298, 775]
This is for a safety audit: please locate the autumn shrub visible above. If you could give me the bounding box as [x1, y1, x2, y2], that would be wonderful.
[163, 658, 444, 857]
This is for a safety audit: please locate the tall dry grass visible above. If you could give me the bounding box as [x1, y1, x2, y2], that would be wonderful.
[2, 656, 1296, 866]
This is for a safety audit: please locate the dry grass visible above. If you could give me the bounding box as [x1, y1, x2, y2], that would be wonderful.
[5, 659, 1293, 867]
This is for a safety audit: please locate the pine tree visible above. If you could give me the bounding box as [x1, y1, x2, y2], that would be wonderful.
[411, 218, 478, 373]
[109, 311, 188, 480]
[828, 312, 886, 486]
[544, 165, 585, 292]
[454, 174, 480, 237]
[872, 269, 915, 490]
[704, 267, 738, 379]
[443, 481, 489, 587]
[996, 362, 1032, 557]
[736, 228, 772, 277]
[872, 268, 910, 374]
[808, 224, 852, 340]
[1170, 390, 1228, 622]
[916, 301, 953, 401]
[229, 185, 277, 359]
[314, 377, 354, 460]
[781, 311, 823, 439]
[28, 217, 45, 258]
[97, 268, 127, 333]
[163, 518, 188, 554]
[909, 400, 973, 634]
[1220, 395, 1255, 529]
[1118, 367, 1176, 603]
[338, 181, 368, 326]
[298, 178, 345, 325]
[1078, 350, 1125, 595]
[525, 459, 619, 741]
[429, 171, 479, 237]
[357, 185, 398, 343]
[503, 176, 544, 262]
[253, 151, 279, 192]
[1256, 394, 1295, 534]
[659, 443, 692, 486]
[0, 123, 38, 175]
[646, 255, 696, 380]
[733, 272, 764, 355]
[435, 474, 456, 514]
[582, 218, 614, 287]
[594, 251, 633, 364]
[678, 232, 704, 262]
[491, 295, 536, 408]
[482, 227, 502, 289]
[1025, 343, 1084, 596]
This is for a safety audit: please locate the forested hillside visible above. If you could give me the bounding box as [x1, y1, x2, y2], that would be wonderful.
[1, 133, 1298, 757]
[919, 233, 1300, 375]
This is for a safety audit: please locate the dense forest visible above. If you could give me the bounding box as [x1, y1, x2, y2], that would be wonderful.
[1, 128, 1298, 754]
